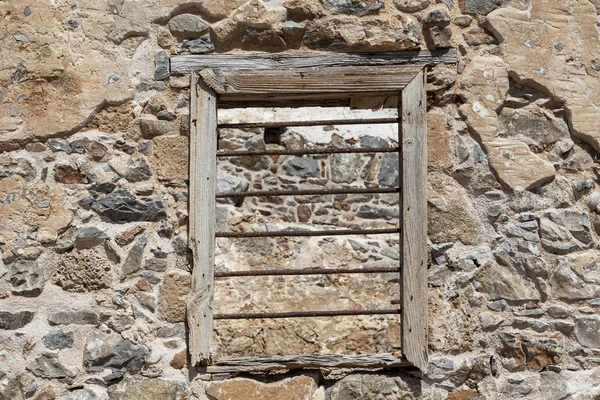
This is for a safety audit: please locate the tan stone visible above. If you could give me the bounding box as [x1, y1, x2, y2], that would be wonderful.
[200, 0, 249, 20]
[207, 376, 318, 400]
[0, 0, 132, 146]
[170, 350, 187, 369]
[232, 0, 287, 28]
[459, 55, 509, 111]
[304, 16, 421, 51]
[55, 248, 115, 292]
[36, 209, 74, 244]
[158, 271, 192, 323]
[149, 136, 189, 181]
[428, 287, 478, 352]
[427, 172, 483, 245]
[459, 103, 556, 191]
[487, 1, 600, 151]
[0, 176, 67, 233]
[487, 139, 556, 191]
[475, 261, 541, 301]
[212, 18, 247, 49]
[427, 109, 452, 170]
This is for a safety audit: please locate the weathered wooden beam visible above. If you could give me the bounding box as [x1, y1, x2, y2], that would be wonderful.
[171, 49, 457, 75]
[205, 354, 410, 373]
[199, 66, 422, 101]
[400, 68, 428, 373]
[187, 73, 218, 366]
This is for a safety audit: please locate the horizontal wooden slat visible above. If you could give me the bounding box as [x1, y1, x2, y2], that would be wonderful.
[215, 228, 400, 238]
[205, 354, 409, 373]
[218, 117, 398, 129]
[217, 146, 399, 157]
[200, 66, 422, 100]
[216, 187, 399, 199]
[170, 49, 457, 75]
[215, 266, 400, 277]
[214, 309, 401, 320]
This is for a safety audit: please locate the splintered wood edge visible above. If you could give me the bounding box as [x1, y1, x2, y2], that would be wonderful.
[202, 354, 410, 373]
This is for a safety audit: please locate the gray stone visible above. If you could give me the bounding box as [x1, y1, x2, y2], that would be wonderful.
[392, 0, 429, 12]
[145, 258, 167, 272]
[139, 119, 172, 139]
[499, 106, 569, 151]
[488, 300, 507, 311]
[180, 34, 215, 54]
[322, 0, 385, 16]
[513, 308, 544, 317]
[377, 153, 399, 187]
[454, 15, 472, 27]
[83, 331, 149, 373]
[577, 180, 595, 191]
[136, 292, 156, 312]
[121, 234, 147, 280]
[327, 373, 421, 400]
[0, 156, 36, 181]
[230, 136, 270, 171]
[48, 139, 73, 154]
[154, 51, 170, 81]
[125, 156, 151, 182]
[91, 189, 167, 223]
[283, 157, 320, 177]
[0, 257, 7, 279]
[10, 261, 44, 296]
[108, 314, 135, 333]
[75, 227, 109, 249]
[540, 210, 594, 254]
[540, 371, 568, 400]
[107, 376, 191, 400]
[59, 389, 99, 400]
[43, 331, 75, 350]
[513, 318, 550, 332]
[0, 311, 35, 330]
[575, 316, 600, 348]
[475, 262, 540, 301]
[156, 110, 176, 121]
[168, 13, 209, 35]
[216, 171, 250, 206]
[331, 153, 363, 183]
[424, 8, 451, 24]
[156, 323, 186, 338]
[357, 204, 399, 220]
[550, 255, 600, 301]
[464, 0, 505, 14]
[547, 305, 570, 318]
[28, 355, 75, 379]
[479, 311, 504, 330]
[48, 310, 99, 326]
[359, 136, 389, 148]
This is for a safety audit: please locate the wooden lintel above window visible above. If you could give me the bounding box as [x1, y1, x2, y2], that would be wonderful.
[170, 48, 457, 75]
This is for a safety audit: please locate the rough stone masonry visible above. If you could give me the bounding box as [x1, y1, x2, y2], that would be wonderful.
[2, 0, 600, 399]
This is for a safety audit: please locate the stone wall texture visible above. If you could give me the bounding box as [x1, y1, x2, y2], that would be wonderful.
[2, 0, 600, 399]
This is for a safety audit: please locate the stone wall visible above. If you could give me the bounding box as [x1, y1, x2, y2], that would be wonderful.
[2, 0, 600, 399]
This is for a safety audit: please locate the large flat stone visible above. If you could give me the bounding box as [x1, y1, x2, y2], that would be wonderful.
[575, 316, 600, 348]
[540, 210, 595, 254]
[0, 311, 35, 330]
[91, 189, 166, 223]
[207, 376, 317, 400]
[487, 1, 600, 152]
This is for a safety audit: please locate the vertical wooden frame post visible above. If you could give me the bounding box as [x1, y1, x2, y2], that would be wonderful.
[400, 68, 428, 372]
[188, 72, 218, 366]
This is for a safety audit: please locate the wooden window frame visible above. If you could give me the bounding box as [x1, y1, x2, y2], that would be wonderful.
[183, 51, 455, 374]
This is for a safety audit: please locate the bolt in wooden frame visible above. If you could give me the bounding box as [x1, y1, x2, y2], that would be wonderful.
[182, 51, 455, 373]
